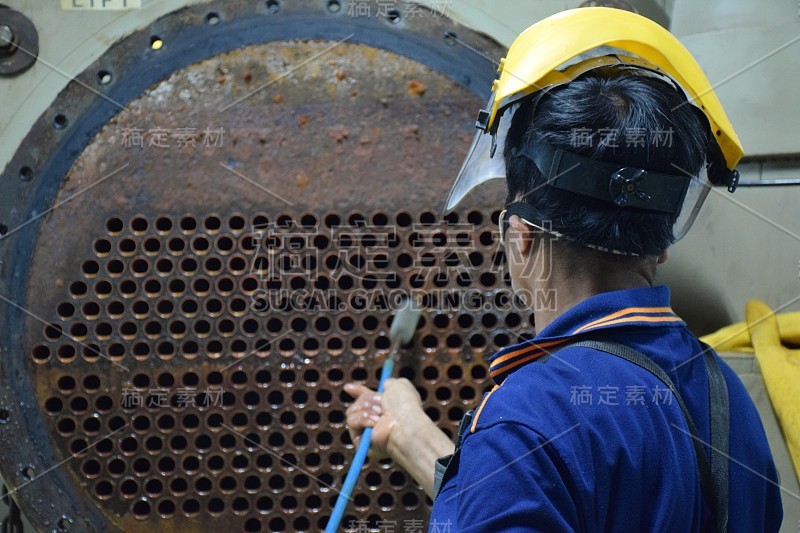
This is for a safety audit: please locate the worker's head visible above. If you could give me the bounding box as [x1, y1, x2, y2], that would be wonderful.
[443, 9, 744, 302]
[501, 67, 710, 291]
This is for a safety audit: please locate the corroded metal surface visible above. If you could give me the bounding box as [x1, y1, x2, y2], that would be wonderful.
[31, 208, 530, 531]
[25, 41, 518, 531]
[0, 1, 511, 531]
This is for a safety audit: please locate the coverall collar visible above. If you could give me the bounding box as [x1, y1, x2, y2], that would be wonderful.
[487, 285, 684, 384]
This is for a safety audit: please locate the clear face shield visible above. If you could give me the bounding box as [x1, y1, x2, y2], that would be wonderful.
[444, 103, 518, 214]
[443, 89, 720, 250]
[673, 171, 712, 241]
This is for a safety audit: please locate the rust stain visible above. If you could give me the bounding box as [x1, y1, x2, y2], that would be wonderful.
[297, 115, 309, 127]
[325, 82, 337, 97]
[328, 125, 349, 143]
[401, 124, 419, 138]
[216, 65, 228, 85]
[408, 79, 426, 96]
[295, 171, 310, 188]
[258, 156, 273, 175]
[361, 46, 378, 63]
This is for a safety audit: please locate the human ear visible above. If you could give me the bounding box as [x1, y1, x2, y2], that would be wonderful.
[508, 215, 531, 256]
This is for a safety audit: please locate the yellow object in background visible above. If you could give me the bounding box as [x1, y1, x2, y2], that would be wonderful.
[700, 310, 800, 354]
[708, 301, 800, 483]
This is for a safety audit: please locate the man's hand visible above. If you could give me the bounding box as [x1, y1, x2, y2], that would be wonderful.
[344, 377, 454, 497]
[344, 378, 424, 455]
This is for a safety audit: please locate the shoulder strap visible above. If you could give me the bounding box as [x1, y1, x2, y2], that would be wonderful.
[566, 339, 729, 532]
[701, 343, 730, 531]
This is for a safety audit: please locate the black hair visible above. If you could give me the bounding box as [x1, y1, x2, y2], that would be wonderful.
[503, 66, 710, 257]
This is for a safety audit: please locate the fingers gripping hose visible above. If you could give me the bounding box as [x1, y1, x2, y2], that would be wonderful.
[326, 302, 422, 532]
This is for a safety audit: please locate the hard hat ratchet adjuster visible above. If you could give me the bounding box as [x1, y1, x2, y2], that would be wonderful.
[609, 167, 651, 207]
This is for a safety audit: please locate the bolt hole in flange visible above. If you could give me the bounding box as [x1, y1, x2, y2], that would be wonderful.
[386, 7, 402, 24]
[150, 35, 163, 51]
[21, 465, 35, 481]
[56, 515, 73, 532]
[18, 166, 33, 181]
[97, 70, 112, 85]
[265, 0, 280, 14]
[53, 113, 68, 129]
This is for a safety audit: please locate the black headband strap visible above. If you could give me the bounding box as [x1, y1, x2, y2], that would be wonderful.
[514, 132, 692, 215]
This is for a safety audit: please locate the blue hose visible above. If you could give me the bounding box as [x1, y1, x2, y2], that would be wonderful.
[325, 357, 395, 533]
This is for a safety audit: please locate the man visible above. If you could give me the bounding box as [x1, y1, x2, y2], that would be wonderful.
[345, 7, 783, 532]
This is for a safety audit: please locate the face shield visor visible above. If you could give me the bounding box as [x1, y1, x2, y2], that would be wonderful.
[673, 171, 712, 241]
[444, 102, 517, 213]
[443, 60, 737, 251]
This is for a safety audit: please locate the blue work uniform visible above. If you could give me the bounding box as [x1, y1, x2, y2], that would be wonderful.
[430, 286, 783, 532]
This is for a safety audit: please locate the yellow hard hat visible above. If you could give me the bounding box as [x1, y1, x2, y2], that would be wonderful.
[445, 7, 743, 244]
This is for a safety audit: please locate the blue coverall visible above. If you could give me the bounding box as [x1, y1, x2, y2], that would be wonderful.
[430, 286, 783, 532]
